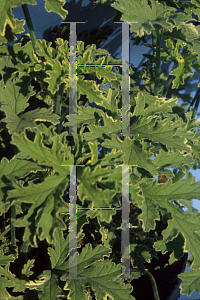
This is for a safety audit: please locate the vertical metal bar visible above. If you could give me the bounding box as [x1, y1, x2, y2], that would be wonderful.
[122, 22, 130, 136]
[121, 165, 130, 278]
[113, 22, 138, 137]
[60, 22, 85, 137]
[113, 165, 136, 280]
[60, 165, 86, 280]
[69, 22, 77, 137]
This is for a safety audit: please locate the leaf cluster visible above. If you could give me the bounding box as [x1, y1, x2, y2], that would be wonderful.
[1, 0, 200, 299]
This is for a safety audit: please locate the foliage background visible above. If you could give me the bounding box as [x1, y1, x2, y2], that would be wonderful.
[3, 0, 200, 299]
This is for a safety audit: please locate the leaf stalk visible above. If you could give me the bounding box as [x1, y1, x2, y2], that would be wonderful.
[154, 29, 161, 96]
[144, 269, 160, 300]
[172, 166, 190, 184]
[152, 29, 156, 58]
[21, 4, 37, 52]
[55, 82, 66, 134]
[11, 205, 16, 246]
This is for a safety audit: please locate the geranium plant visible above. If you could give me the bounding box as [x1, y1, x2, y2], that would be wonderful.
[1, 0, 200, 299]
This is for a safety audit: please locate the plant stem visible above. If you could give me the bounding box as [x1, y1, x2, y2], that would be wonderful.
[152, 30, 156, 58]
[162, 62, 178, 98]
[173, 200, 184, 211]
[55, 82, 65, 134]
[186, 88, 200, 131]
[102, 147, 106, 158]
[191, 88, 200, 120]
[144, 269, 160, 300]
[172, 166, 190, 184]
[162, 74, 173, 98]
[2, 213, 6, 232]
[21, 4, 37, 52]
[11, 205, 16, 246]
[187, 87, 200, 114]
[0, 226, 11, 240]
[154, 28, 161, 96]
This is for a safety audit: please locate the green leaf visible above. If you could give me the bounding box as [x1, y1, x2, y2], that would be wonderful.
[10, 130, 74, 174]
[77, 42, 122, 66]
[0, 19, 25, 45]
[129, 173, 144, 207]
[65, 259, 134, 300]
[60, 245, 134, 299]
[161, 38, 198, 89]
[141, 172, 200, 203]
[130, 244, 150, 274]
[21, 259, 35, 278]
[33, 39, 69, 94]
[48, 228, 84, 270]
[166, 12, 198, 40]
[1, 107, 60, 135]
[24, 228, 134, 299]
[0, 40, 37, 69]
[131, 92, 194, 152]
[179, 268, 200, 297]
[77, 75, 106, 105]
[77, 165, 119, 208]
[138, 197, 160, 232]
[0, 75, 35, 115]
[0, 0, 36, 37]
[170, 58, 194, 89]
[0, 156, 43, 213]
[131, 115, 193, 154]
[43, 0, 68, 19]
[154, 233, 185, 262]
[102, 136, 160, 178]
[63, 104, 104, 138]
[161, 201, 200, 270]
[153, 148, 195, 172]
[0, 156, 41, 182]
[26, 229, 135, 300]
[0, 263, 27, 295]
[140, 173, 200, 269]
[0, 249, 16, 266]
[82, 110, 122, 142]
[44, 58, 68, 94]
[25, 269, 68, 299]
[0, 0, 67, 45]
[111, 0, 175, 37]
[99, 225, 116, 249]
[6, 174, 69, 246]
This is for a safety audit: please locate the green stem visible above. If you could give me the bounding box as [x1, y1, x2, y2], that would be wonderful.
[173, 200, 184, 211]
[162, 74, 173, 98]
[0, 226, 11, 240]
[162, 62, 178, 98]
[102, 147, 106, 158]
[20, 240, 30, 264]
[144, 269, 160, 300]
[154, 28, 161, 96]
[55, 82, 66, 134]
[2, 213, 6, 232]
[21, 4, 37, 52]
[11, 205, 16, 246]
[152, 30, 156, 58]
[191, 88, 200, 120]
[173, 168, 178, 177]
[186, 88, 200, 131]
[172, 166, 190, 184]
[187, 87, 200, 114]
